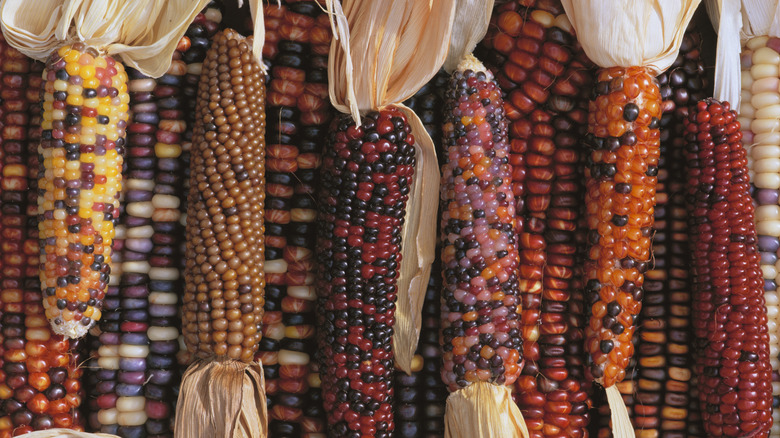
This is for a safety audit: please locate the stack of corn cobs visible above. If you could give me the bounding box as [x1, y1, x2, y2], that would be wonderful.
[0, 0, 778, 437]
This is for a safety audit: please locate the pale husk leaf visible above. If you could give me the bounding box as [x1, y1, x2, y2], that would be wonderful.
[326, 0, 455, 374]
[705, 0, 742, 106]
[174, 359, 268, 438]
[560, 0, 701, 75]
[18, 430, 119, 438]
[444, 382, 529, 438]
[740, 0, 780, 39]
[0, 0, 211, 77]
[443, 0, 495, 73]
[606, 385, 635, 438]
[393, 104, 439, 373]
[328, 0, 457, 117]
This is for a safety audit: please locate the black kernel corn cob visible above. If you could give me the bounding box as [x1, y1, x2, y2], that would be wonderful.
[477, 1, 593, 435]
[38, 43, 129, 339]
[258, 2, 331, 436]
[316, 108, 416, 437]
[0, 40, 86, 436]
[685, 99, 773, 437]
[393, 71, 448, 438]
[617, 27, 709, 438]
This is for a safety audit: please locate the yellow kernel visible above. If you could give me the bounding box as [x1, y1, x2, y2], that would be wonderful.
[80, 64, 96, 79]
[66, 94, 83, 106]
[65, 62, 80, 76]
[57, 46, 71, 57]
[84, 77, 100, 88]
[64, 49, 80, 63]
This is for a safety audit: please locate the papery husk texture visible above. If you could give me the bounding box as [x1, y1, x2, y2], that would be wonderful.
[444, 382, 529, 438]
[0, 0, 210, 77]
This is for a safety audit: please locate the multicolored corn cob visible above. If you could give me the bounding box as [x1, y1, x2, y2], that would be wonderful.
[439, 57, 522, 391]
[38, 42, 129, 339]
[739, 35, 780, 437]
[0, 40, 86, 437]
[477, 1, 592, 435]
[684, 98, 773, 437]
[617, 27, 709, 438]
[258, 2, 331, 436]
[316, 107, 417, 437]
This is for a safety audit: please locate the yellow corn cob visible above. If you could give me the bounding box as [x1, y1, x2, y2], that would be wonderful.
[39, 43, 129, 339]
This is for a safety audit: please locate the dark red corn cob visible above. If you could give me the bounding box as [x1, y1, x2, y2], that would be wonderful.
[0, 40, 86, 436]
[684, 98, 773, 437]
[258, 2, 331, 436]
[478, 1, 593, 435]
[316, 108, 415, 437]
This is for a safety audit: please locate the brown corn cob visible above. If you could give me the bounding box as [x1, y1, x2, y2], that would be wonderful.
[183, 26, 265, 364]
[177, 0, 223, 369]
[685, 99, 773, 437]
[257, 2, 331, 436]
[477, 1, 593, 435]
[0, 40, 86, 436]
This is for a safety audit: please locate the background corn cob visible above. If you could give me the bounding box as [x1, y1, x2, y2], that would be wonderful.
[393, 72, 448, 438]
[176, 0, 223, 369]
[38, 41, 129, 339]
[316, 106, 417, 437]
[256, 2, 330, 436]
[140, 39, 192, 438]
[0, 40, 86, 436]
[685, 99, 773, 437]
[477, 1, 593, 435]
[739, 35, 780, 437]
[609, 26, 709, 438]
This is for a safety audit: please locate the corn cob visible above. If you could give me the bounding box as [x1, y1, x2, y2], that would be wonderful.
[478, 1, 593, 435]
[684, 98, 773, 437]
[582, 65, 660, 398]
[394, 72, 448, 438]
[616, 27, 709, 438]
[177, 0, 223, 369]
[739, 35, 780, 437]
[177, 27, 266, 436]
[316, 105, 417, 437]
[140, 41, 192, 438]
[37, 41, 129, 339]
[0, 40, 87, 436]
[439, 53, 523, 394]
[256, 2, 331, 436]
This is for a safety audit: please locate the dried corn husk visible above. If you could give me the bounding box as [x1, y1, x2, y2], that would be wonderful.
[739, 0, 780, 40]
[445, 382, 529, 438]
[705, 0, 742, 105]
[19, 430, 119, 438]
[561, 0, 701, 75]
[327, 0, 456, 374]
[443, 0, 494, 73]
[175, 359, 267, 438]
[0, 0, 211, 77]
[560, 2, 700, 437]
